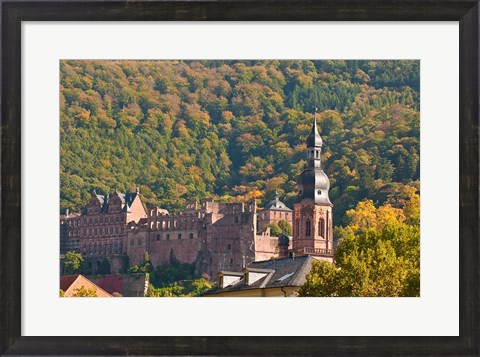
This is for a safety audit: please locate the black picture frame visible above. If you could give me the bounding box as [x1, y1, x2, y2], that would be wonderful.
[1, 1, 478, 355]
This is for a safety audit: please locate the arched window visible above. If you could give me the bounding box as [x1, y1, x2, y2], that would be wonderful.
[130, 239, 134, 246]
[189, 233, 194, 239]
[319, 219, 325, 237]
[306, 219, 311, 236]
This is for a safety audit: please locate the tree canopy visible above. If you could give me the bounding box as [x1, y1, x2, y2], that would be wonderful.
[298, 188, 420, 297]
[62, 251, 84, 274]
[60, 60, 420, 225]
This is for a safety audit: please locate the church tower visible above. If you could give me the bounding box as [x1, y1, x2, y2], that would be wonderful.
[293, 109, 334, 258]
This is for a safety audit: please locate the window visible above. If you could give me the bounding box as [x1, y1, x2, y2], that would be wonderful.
[178, 234, 182, 240]
[306, 219, 311, 236]
[130, 239, 134, 246]
[166, 234, 170, 240]
[110, 227, 113, 234]
[274, 272, 294, 283]
[230, 259, 233, 264]
[319, 219, 325, 237]
[189, 233, 194, 239]
[227, 244, 231, 250]
[235, 216, 239, 223]
[138, 239, 142, 246]
[296, 219, 300, 234]
[156, 234, 160, 241]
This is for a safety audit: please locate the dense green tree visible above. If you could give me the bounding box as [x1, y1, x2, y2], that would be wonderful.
[63, 251, 84, 274]
[60, 60, 420, 224]
[97, 258, 111, 275]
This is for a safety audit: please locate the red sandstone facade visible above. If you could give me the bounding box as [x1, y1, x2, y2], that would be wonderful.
[293, 203, 333, 255]
[60, 189, 147, 272]
[61, 193, 293, 278]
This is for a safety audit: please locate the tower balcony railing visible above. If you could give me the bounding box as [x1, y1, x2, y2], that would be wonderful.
[297, 247, 334, 256]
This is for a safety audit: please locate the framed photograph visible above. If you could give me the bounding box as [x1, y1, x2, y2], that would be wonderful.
[2, 0, 478, 355]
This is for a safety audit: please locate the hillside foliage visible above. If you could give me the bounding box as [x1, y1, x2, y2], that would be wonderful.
[60, 60, 420, 225]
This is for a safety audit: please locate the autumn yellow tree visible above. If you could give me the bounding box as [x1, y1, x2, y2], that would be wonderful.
[299, 192, 420, 297]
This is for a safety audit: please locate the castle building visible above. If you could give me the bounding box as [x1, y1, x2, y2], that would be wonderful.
[208, 114, 335, 297]
[60, 112, 333, 279]
[61, 194, 293, 278]
[293, 111, 334, 259]
[257, 191, 293, 232]
[60, 188, 148, 272]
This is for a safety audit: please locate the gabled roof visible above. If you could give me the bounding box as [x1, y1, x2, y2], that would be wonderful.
[60, 274, 79, 291]
[205, 255, 315, 295]
[92, 190, 140, 213]
[95, 194, 106, 205]
[60, 274, 112, 297]
[118, 192, 139, 212]
[263, 191, 292, 212]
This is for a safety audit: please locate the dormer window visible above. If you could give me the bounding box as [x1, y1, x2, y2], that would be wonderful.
[243, 268, 273, 286]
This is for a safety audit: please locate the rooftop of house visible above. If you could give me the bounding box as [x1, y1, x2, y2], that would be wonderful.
[60, 274, 113, 297]
[204, 255, 315, 295]
[262, 191, 292, 212]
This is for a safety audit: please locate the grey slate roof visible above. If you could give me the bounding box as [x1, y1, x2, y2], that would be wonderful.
[263, 192, 292, 212]
[118, 192, 138, 212]
[95, 194, 106, 205]
[204, 255, 315, 295]
[92, 191, 139, 213]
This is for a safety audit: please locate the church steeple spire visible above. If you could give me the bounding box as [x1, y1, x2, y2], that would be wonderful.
[307, 108, 322, 146]
[306, 108, 323, 168]
[295, 107, 331, 205]
[293, 107, 334, 259]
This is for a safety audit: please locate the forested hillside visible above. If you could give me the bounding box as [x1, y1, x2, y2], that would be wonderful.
[60, 60, 420, 225]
